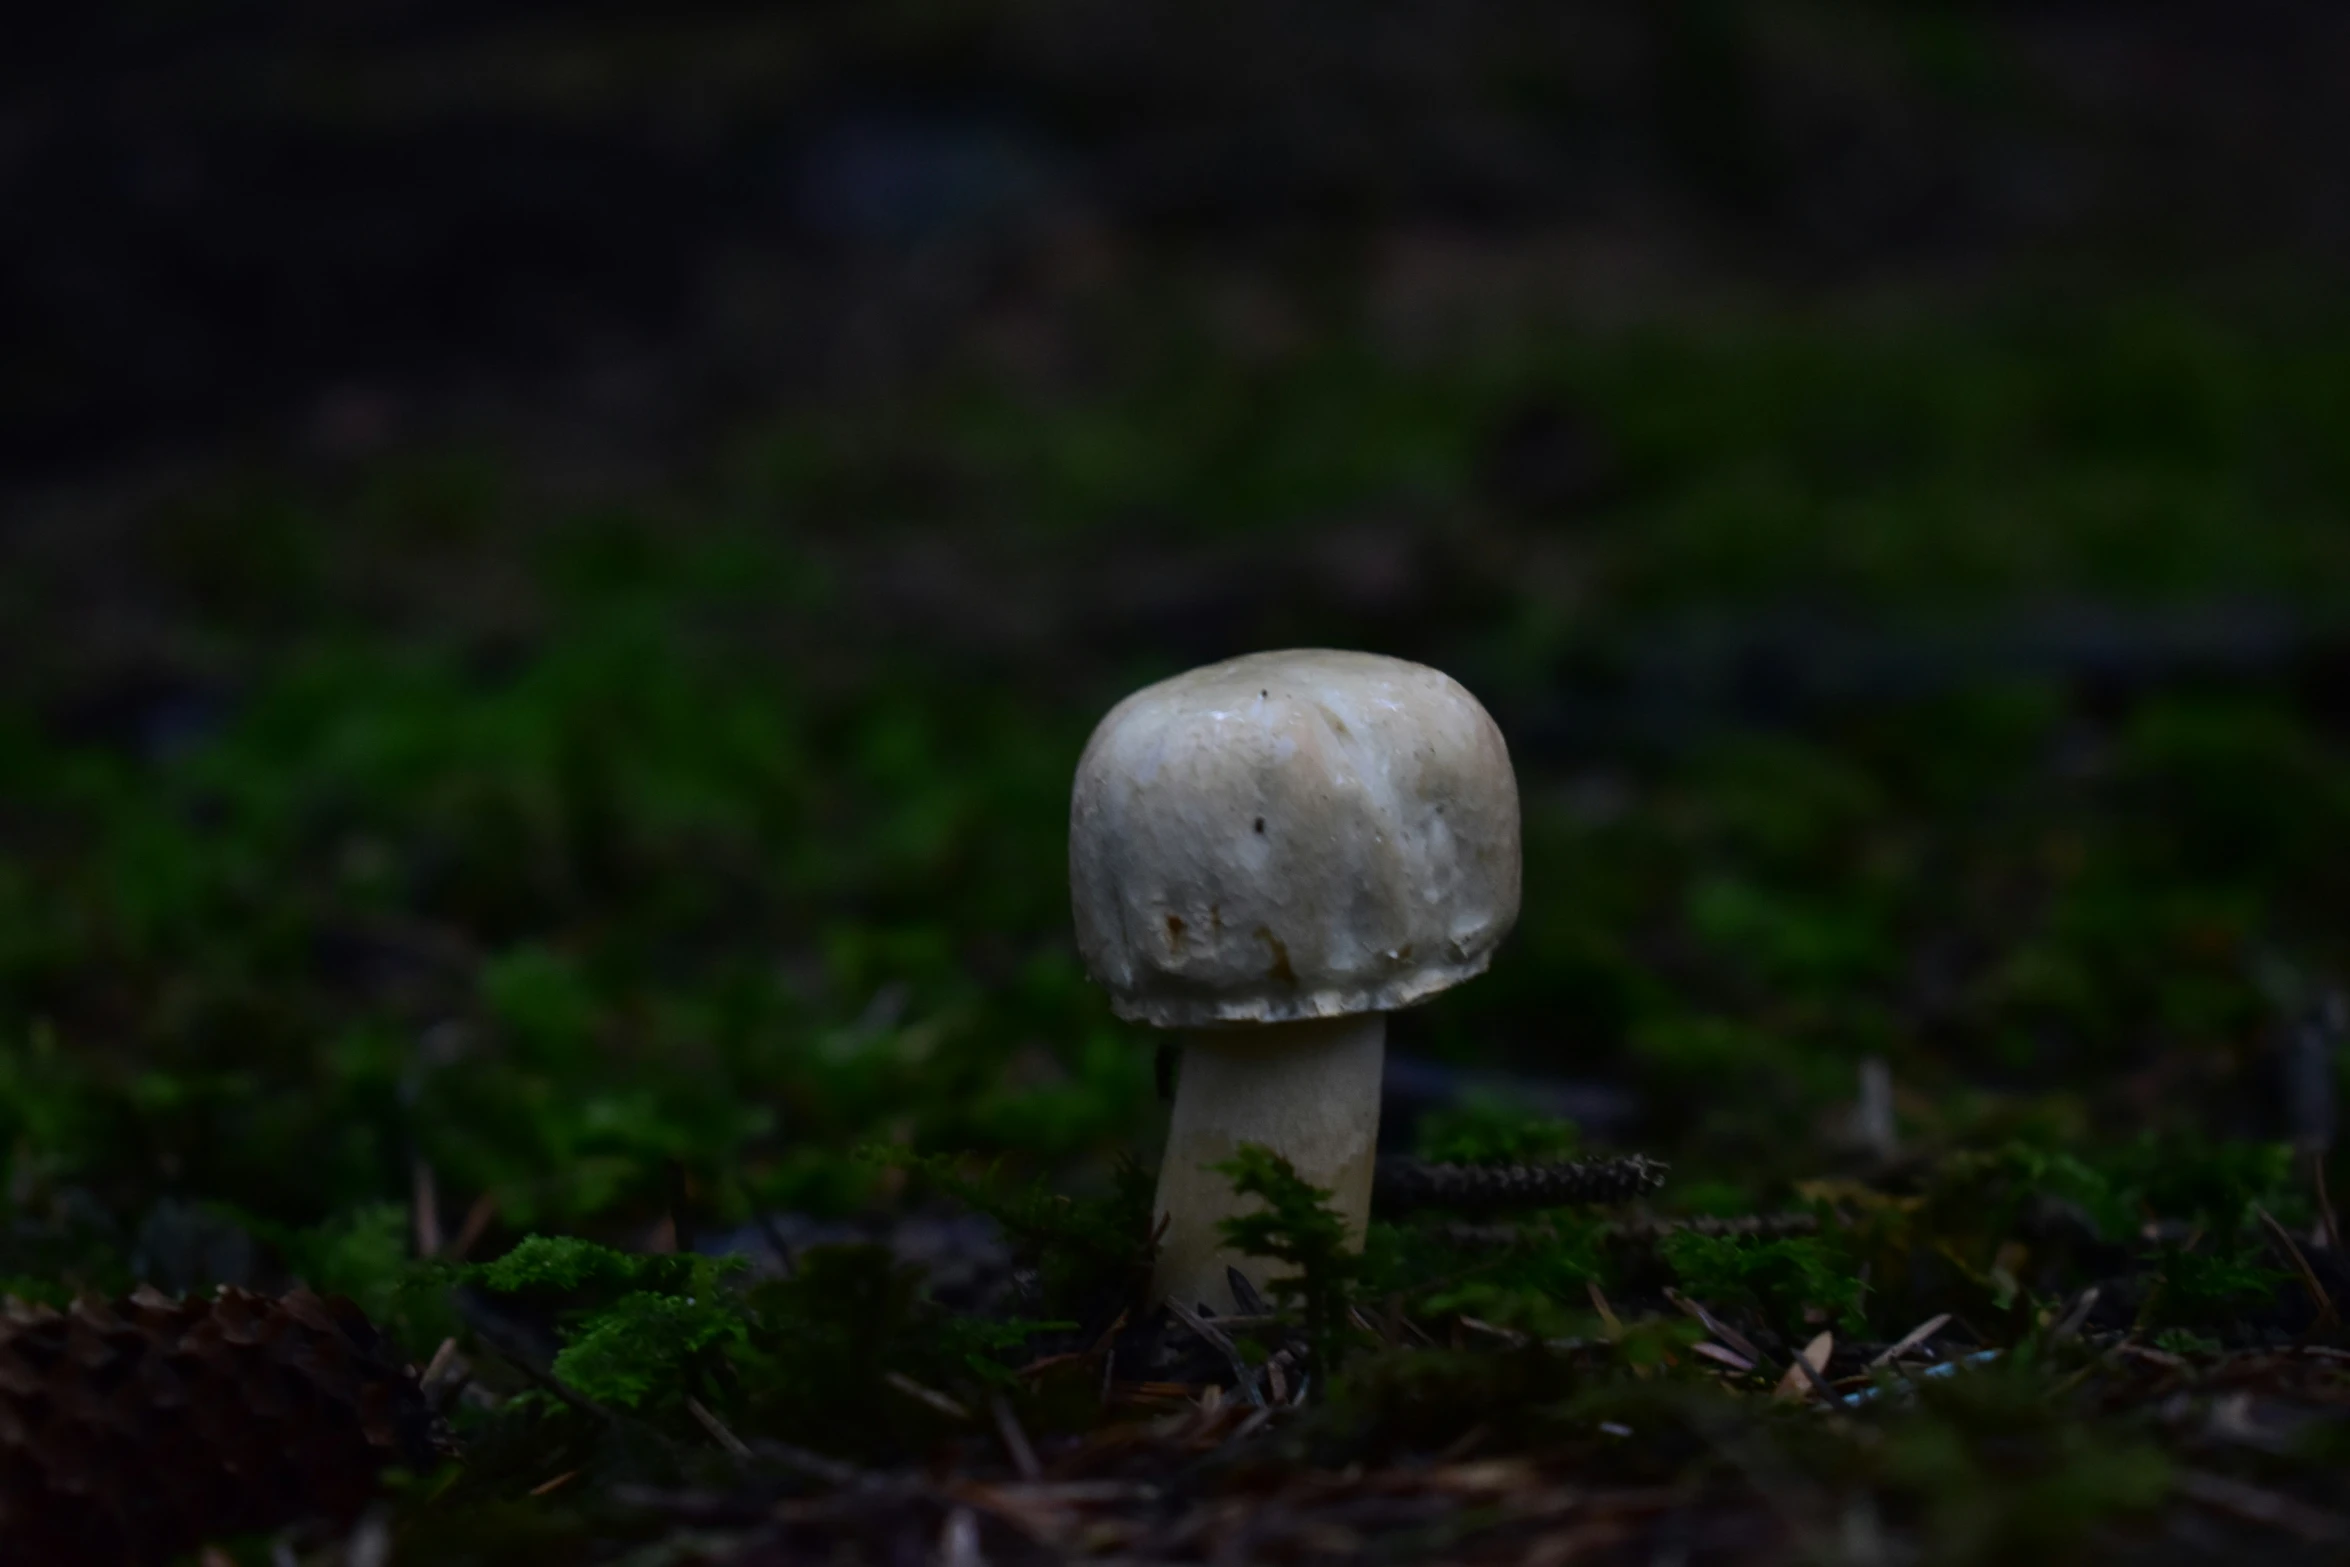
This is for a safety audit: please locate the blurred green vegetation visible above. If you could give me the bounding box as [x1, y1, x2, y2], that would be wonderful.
[8, 286, 2350, 1560]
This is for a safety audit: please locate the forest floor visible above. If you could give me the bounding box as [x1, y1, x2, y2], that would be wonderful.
[9, 5, 2350, 1564]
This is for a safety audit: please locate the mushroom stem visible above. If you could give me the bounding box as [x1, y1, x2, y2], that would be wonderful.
[1150, 1012, 1386, 1315]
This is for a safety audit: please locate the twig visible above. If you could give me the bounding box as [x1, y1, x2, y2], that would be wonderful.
[491, 1347, 611, 1424]
[444, 1190, 499, 1263]
[749, 1440, 871, 1490]
[411, 1158, 442, 1258]
[1607, 1212, 1820, 1242]
[1375, 1155, 1668, 1214]
[2048, 1289, 2100, 1343]
[750, 1207, 798, 1277]
[2317, 1154, 2345, 1257]
[2254, 1204, 2338, 1329]
[1458, 1315, 1533, 1349]
[884, 1371, 973, 1421]
[419, 1336, 462, 1393]
[1855, 1057, 1898, 1162]
[456, 1289, 615, 1424]
[992, 1395, 1041, 1481]
[687, 1395, 753, 1460]
[1430, 1212, 1820, 1250]
[1164, 1298, 1267, 1408]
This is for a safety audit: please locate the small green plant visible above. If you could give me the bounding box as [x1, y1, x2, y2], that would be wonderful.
[474, 1234, 717, 1301]
[471, 1236, 750, 1416]
[1660, 1229, 1865, 1336]
[553, 1289, 746, 1410]
[1926, 1143, 2131, 1239]
[2141, 1243, 2289, 1328]
[1215, 1145, 1363, 1377]
[2100, 1135, 2299, 1231]
[472, 1233, 1068, 1451]
[1408, 1218, 1606, 1341]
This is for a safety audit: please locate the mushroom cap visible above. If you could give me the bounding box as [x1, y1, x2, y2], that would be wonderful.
[1070, 649, 1521, 1028]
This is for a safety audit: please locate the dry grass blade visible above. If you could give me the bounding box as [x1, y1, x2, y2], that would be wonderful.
[2049, 1290, 2100, 1343]
[1693, 1342, 1756, 1374]
[1664, 1289, 1767, 1370]
[411, 1157, 442, 1257]
[1458, 1314, 1532, 1349]
[419, 1336, 464, 1401]
[2254, 1204, 2338, 1328]
[1227, 1405, 1274, 1444]
[1789, 1343, 1840, 1403]
[748, 1441, 874, 1490]
[884, 1372, 973, 1421]
[1165, 1297, 1267, 1407]
[1587, 1281, 1623, 1338]
[686, 1395, 752, 1460]
[1775, 1333, 1833, 1401]
[445, 1189, 500, 1263]
[2316, 1154, 2345, 1257]
[1866, 1314, 1952, 1370]
[992, 1395, 1041, 1481]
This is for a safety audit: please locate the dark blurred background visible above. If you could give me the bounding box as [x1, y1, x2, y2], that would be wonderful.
[8, 0, 2350, 1252]
[14, 2, 2350, 477]
[15, 3, 2350, 709]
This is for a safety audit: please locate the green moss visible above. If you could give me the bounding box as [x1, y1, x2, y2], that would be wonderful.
[1217, 1146, 1366, 1374]
[1413, 1095, 1583, 1164]
[1660, 1230, 1867, 1337]
[7, 280, 2350, 1554]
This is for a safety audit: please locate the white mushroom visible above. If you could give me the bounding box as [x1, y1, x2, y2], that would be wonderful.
[1069, 649, 1521, 1313]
